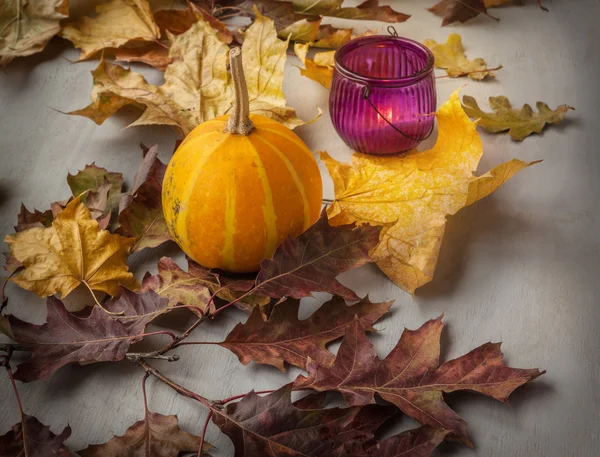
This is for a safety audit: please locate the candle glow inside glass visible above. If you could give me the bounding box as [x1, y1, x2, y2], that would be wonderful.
[329, 36, 437, 155]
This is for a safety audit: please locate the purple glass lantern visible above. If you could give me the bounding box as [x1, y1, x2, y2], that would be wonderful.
[329, 34, 436, 155]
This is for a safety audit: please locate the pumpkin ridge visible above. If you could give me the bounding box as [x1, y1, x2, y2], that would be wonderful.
[244, 136, 278, 260]
[257, 126, 314, 160]
[251, 134, 311, 230]
[222, 168, 237, 271]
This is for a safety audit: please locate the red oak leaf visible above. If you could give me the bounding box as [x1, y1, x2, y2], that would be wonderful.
[0, 415, 72, 457]
[255, 210, 383, 301]
[103, 287, 171, 331]
[295, 317, 544, 444]
[428, 0, 490, 26]
[219, 296, 391, 370]
[10, 297, 152, 382]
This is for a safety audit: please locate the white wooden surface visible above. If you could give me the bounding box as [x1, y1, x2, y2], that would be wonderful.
[1, 1, 599, 455]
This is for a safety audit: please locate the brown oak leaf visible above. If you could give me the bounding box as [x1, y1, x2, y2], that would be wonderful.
[10, 297, 150, 382]
[14, 204, 53, 232]
[255, 210, 384, 301]
[219, 296, 391, 370]
[103, 287, 171, 332]
[78, 412, 211, 457]
[0, 415, 72, 457]
[295, 317, 544, 444]
[428, 0, 490, 26]
[117, 145, 172, 253]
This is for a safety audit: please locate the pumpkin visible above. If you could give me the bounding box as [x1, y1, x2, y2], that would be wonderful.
[162, 47, 323, 273]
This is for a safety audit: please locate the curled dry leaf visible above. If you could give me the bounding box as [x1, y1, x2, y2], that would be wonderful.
[5, 197, 139, 299]
[0, 414, 72, 457]
[295, 317, 545, 444]
[112, 43, 172, 70]
[78, 412, 212, 457]
[9, 297, 152, 382]
[255, 210, 384, 301]
[322, 90, 539, 293]
[0, 0, 69, 68]
[424, 34, 498, 80]
[462, 95, 574, 141]
[59, 0, 160, 60]
[67, 163, 123, 218]
[294, 42, 334, 89]
[70, 11, 305, 135]
[293, 0, 410, 23]
[117, 144, 172, 252]
[428, 0, 490, 26]
[220, 295, 392, 370]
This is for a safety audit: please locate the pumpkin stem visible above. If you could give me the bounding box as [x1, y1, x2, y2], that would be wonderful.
[226, 47, 254, 135]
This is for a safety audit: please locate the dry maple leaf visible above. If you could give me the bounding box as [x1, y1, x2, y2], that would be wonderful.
[0, 414, 72, 457]
[294, 42, 334, 89]
[428, 0, 492, 26]
[293, 0, 410, 22]
[117, 145, 172, 252]
[295, 317, 544, 445]
[462, 95, 574, 141]
[5, 196, 139, 299]
[78, 412, 211, 457]
[0, 0, 68, 68]
[70, 11, 304, 135]
[322, 90, 539, 293]
[255, 210, 384, 301]
[9, 296, 152, 382]
[219, 295, 391, 370]
[141, 257, 270, 316]
[423, 34, 498, 80]
[59, 0, 160, 60]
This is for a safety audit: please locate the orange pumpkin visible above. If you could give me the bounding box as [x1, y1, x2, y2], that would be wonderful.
[162, 48, 322, 273]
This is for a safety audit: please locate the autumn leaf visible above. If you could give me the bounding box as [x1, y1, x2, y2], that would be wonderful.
[78, 412, 211, 457]
[5, 196, 139, 299]
[322, 90, 538, 293]
[112, 43, 172, 70]
[68, 163, 123, 218]
[71, 11, 304, 135]
[295, 317, 544, 444]
[362, 427, 449, 457]
[219, 295, 391, 370]
[0, 0, 68, 68]
[255, 210, 384, 301]
[0, 415, 72, 457]
[294, 42, 334, 89]
[14, 204, 53, 232]
[155, 2, 232, 43]
[462, 95, 574, 141]
[313, 24, 352, 48]
[141, 257, 271, 316]
[293, 0, 410, 23]
[59, 0, 160, 60]
[103, 287, 171, 332]
[424, 34, 498, 80]
[428, 0, 492, 26]
[9, 297, 153, 382]
[118, 144, 172, 252]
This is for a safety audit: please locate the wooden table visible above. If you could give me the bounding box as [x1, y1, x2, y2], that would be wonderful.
[1, 1, 599, 455]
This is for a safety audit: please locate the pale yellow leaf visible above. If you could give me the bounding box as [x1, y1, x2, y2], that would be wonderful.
[5, 197, 139, 298]
[294, 42, 334, 89]
[423, 34, 497, 80]
[322, 91, 537, 293]
[0, 0, 68, 68]
[59, 0, 160, 60]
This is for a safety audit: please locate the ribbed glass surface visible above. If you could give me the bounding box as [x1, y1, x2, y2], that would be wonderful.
[329, 36, 436, 155]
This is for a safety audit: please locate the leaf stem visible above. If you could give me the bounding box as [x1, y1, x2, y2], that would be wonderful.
[198, 411, 212, 457]
[81, 281, 123, 316]
[127, 352, 180, 362]
[218, 389, 275, 405]
[5, 366, 24, 424]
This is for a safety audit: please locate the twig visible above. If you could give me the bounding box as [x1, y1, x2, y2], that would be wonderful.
[198, 411, 212, 457]
[127, 353, 180, 362]
[136, 359, 213, 409]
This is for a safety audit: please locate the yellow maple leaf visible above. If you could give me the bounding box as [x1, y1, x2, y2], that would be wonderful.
[71, 9, 305, 135]
[423, 34, 499, 80]
[5, 197, 139, 299]
[59, 0, 160, 60]
[294, 42, 335, 89]
[322, 91, 539, 294]
[0, 0, 69, 68]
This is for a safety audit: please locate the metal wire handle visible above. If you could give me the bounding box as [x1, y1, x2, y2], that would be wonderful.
[361, 85, 435, 142]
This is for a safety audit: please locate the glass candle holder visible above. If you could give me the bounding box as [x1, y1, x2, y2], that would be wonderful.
[329, 35, 436, 155]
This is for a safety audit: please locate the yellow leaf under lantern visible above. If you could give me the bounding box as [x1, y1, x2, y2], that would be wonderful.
[294, 42, 335, 89]
[423, 34, 498, 80]
[5, 197, 139, 299]
[321, 91, 538, 294]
